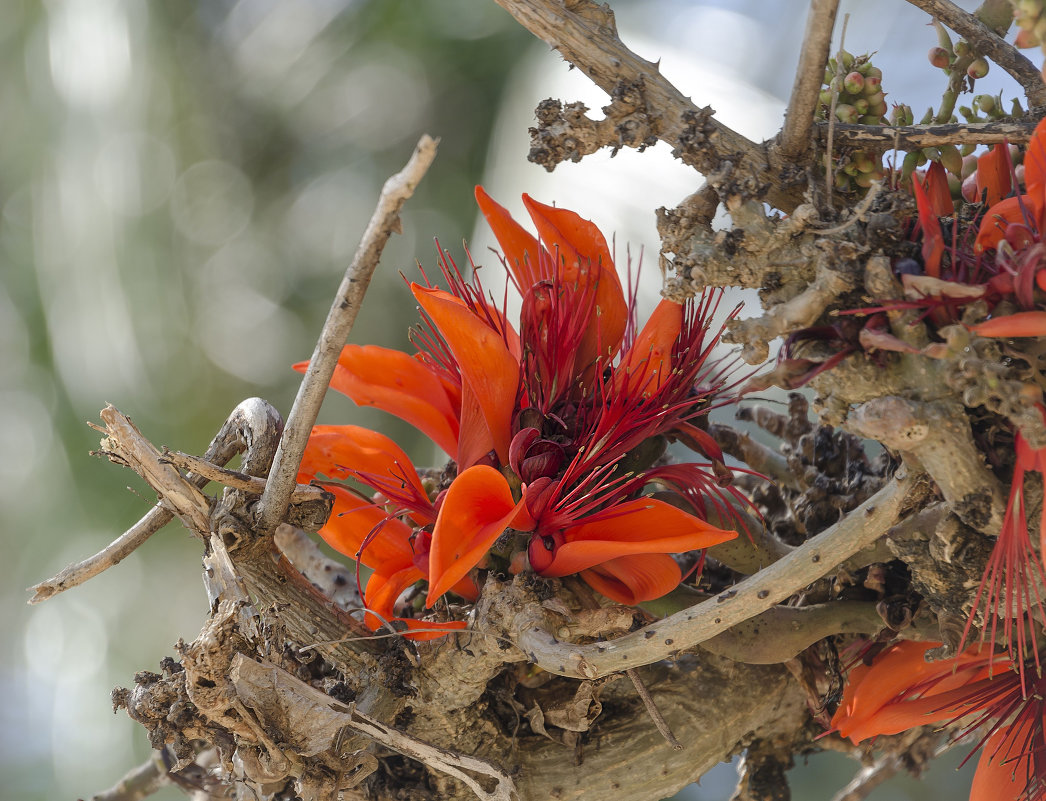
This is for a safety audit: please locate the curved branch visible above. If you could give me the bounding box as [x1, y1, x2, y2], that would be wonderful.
[509, 470, 918, 679]
[905, 0, 1046, 106]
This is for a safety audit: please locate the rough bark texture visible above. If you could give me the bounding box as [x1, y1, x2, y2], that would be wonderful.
[52, 1, 1046, 800]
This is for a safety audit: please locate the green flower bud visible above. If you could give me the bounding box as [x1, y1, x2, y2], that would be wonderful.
[960, 143, 976, 157]
[958, 105, 978, 122]
[960, 153, 978, 179]
[860, 114, 884, 125]
[967, 57, 989, 79]
[922, 147, 941, 161]
[863, 65, 883, 80]
[1012, 97, 1026, 116]
[854, 171, 877, 188]
[938, 143, 963, 175]
[853, 97, 869, 115]
[863, 75, 882, 94]
[869, 100, 888, 118]
[919, 107, 935, 125]
[954, 40, 970, 57]
[824, 68, 834, 85]
[835, 171, 853, 192]
[839, 49, 855, 70]
[901, 150, 921, 181]
[854, 152, 875, 173]
[928, 46, 950, 69]
[835, 103, 859, 124]
[974, 94, 995, 113]
[947, 173, 961, 196]
[843, 71, 865, 95]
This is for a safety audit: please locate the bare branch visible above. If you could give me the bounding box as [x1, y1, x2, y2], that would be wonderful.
[778, 0, 840, 159]
[816, 116, 1044, 149]
[29, 398, 283, 603]
[511, 469, 918, 679]
[88, 752, 170, 801]
[162, 450, 328, 504]
[906, 0, 1046, 106]
[257, 134, 439, 535]
[492, 0, 808, 211]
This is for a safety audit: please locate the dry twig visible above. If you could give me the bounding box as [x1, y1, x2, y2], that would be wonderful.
[256, 134, 439, 534]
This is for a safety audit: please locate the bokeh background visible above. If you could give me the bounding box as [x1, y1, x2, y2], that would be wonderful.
[2, 1, 1021, 799]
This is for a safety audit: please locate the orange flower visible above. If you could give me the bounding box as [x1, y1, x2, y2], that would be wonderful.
[830, 641, 1044, 801]
[296, 188, 745, 633]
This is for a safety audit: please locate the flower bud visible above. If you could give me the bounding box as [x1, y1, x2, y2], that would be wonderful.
[967, 58, 989, 79]
[974, 94, 995, 113]
[938, 143, 963, 174]
[843, 71, 864, 94]
[862, 65, 883, 80]
[954, 40, 970, 57]
[834, 103, 859, 124]
[839, 49, 855, 69]
[928, 46, 950, 68]
[853, 97, 869, 115]
[862, 75, 882, 94]
[961, 172, 980, 203]
[1015, 28, 1039, 49]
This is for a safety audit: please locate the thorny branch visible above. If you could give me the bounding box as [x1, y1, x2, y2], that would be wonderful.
[256, 134, 439, 535]
[492, 0, 807, 212]
[817, 116, 1045, 148]
[906, 0, 1046, 106]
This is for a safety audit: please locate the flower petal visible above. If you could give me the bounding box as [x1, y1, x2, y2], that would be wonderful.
[475, 185, 551, 289]
[977, 144, 1012, 208]
[522, 194, 628, 362]
[413, 285, 520, 465]
[1025, 117, 1046, 229]
[912, 171, 944, 277]
[319, 486, 415, 569]
[296, 345, 459, 458]
[616, 298, 683, 395]
[580, 553, 682, 604]
[363, 565, 468, 640]
[970, 722, 1032, 801]
[300, 425, 433, 522]
[426, 465, 533, 605]
[539, 498, 736, 577]
[969, 310, 1046, 338]
[975, 196, 1027, 253]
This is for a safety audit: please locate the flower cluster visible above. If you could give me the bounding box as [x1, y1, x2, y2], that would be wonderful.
[295, 187, 744, 638]
[823, 118, 1046, 801]
[831, 642, 1043, 801]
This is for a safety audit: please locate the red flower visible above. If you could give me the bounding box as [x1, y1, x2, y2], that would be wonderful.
[830, 641, 1046, 801]
[296, 188, 743, 633]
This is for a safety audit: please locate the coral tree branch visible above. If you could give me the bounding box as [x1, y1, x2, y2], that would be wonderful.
[256, 135, 439, 535]
[510, 470, 918, 679]
[906, 0, 1046, 106]
[777, 0, 839, 159]
[492, 0, 806, 211]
